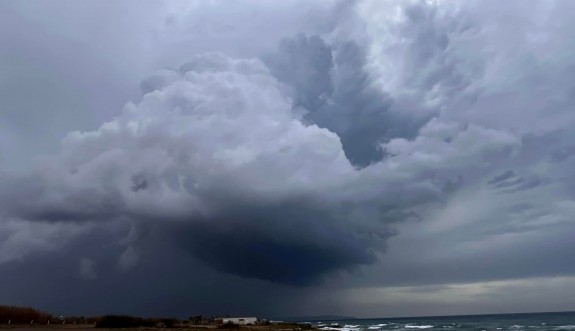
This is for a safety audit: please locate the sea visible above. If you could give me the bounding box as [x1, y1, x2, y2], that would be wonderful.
[305, 312, 575, 331]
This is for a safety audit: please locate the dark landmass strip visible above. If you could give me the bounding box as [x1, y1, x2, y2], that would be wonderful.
[0, 305, 314, 331]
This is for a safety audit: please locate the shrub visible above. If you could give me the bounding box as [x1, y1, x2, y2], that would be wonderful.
[220, 321, 240, 329]
[95, 315, 154, 328]
[161, 318, 177, 328]
[0, 305, 53, 324]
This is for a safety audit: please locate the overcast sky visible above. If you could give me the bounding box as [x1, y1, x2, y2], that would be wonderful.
[1, 0, 575, 319]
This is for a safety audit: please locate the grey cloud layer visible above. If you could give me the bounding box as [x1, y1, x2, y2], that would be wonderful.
[2, 0, 575, 317]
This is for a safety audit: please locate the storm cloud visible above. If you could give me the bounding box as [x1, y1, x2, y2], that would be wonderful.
[2, 0, 575, 318]
[0, 53, 460, 284]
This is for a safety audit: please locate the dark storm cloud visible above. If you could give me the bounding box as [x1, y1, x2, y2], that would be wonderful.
[3, 0, 575, 318]
[174, 200, 381, 285]
[1, 52, 443, 286]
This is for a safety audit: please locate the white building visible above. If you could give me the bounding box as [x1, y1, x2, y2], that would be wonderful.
[222, 317, 258, 325]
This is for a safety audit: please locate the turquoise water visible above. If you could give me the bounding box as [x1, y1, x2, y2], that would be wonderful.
[307, 312, 575, 331]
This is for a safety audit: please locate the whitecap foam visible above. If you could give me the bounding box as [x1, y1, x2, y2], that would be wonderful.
[369, 324, 388, 328]
[320, 327, 360, 331]
[405, 325, 434, 329]
[555, 326, 575, 330]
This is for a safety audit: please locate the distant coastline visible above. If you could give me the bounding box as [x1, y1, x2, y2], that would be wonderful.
[279, 316, 357, 322]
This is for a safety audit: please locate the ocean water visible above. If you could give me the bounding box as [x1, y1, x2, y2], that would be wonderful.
[308, 312, 575, 331]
